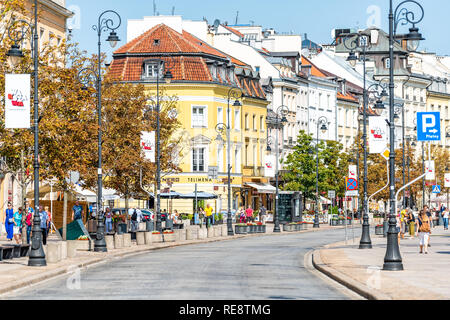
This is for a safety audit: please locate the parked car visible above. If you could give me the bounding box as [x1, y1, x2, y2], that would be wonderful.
[141, 209, 154, 221]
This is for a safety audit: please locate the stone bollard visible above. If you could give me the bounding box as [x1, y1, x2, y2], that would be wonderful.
[123, 233, 132, 247]
[114, 233, 124, 249]
[174, 229, 186, 241]
[105, 235, 115, 250]
[198, 227, 208, 239]
[136, 231, 145, 245]
[139, 222, 146, 231]
[66, 241, 77, 258]
[186, 226, 199, 240]
[60, 241, 67, 260]
[207, 227, 214, 238]
[144, 231, 152, 245]
[182, 219, 191, 228]
[47, 241, 62, 264]
[214, 226, 222, 237]
[221, 225, 228, 236]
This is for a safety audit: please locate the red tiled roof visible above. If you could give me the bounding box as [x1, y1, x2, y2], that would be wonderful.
[337, 91, 359, 103]
[301, 55, 328, 78]
[223, 25, 244, 38]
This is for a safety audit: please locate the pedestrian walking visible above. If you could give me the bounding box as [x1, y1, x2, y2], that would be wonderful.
[5, 202, 14, 241]
[442, 208, 449, 230]
[407, 208, 415, 238]
[105, 207, 113, 233]
[245, 205, 254, 223]
[416, 208, 432, 254]
[130, 208, 139, 232]
[39, 206, 49, 245]
[424, 205, 432, 247]
[400, 209, 407, 239]
[259, 205, 267, 225]
[44, 206, 51, 237]
[13, 207, 23, 244]
[25, 207, 33, 244]
[205, 204, 213, 228]
[72, 200, 84, 222]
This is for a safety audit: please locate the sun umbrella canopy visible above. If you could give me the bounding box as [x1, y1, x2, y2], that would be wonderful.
[179, 191, 218, 199]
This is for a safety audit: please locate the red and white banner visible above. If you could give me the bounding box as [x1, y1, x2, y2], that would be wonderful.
[348, 165, 357, 180]
[445, 173, 450, 188]
[141, 131, 155, 162]
[5, 74, 30, 129]
[425, 160, 435, 181]
[368, 116, 387, 154]
[264, 155, 276, 178]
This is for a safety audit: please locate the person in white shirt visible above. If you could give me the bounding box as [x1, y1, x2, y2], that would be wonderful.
[442, 208, 449, 230]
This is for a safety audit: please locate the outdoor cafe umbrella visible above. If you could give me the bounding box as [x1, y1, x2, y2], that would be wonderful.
[179, 191, 218, 199]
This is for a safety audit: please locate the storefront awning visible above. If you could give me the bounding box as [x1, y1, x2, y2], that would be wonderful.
[245, 183, 276, 194]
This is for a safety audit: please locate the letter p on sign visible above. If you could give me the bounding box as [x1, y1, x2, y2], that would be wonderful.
[422, 115, 435, 133]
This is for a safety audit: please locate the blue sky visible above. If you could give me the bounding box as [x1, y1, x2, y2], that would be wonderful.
[65, 0, 450, 61]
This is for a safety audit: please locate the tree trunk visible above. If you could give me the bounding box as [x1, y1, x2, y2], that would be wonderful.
[63, 190, 68, 241]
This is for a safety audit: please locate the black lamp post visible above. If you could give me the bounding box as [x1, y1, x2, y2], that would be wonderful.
[268, 105, 289, 233]
[314, 116, 328, 228]
[79, 10, 122, 252]
[215, 87, 243, 236]
[148, 57, 175, 234]
[384, 0, 424, 271]
[6, 0, 45, 266]
[343, 33, 374, 247]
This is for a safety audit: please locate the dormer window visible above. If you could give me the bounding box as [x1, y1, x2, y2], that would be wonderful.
[153, 39, 160, 46]
[143, 61, 163, 80]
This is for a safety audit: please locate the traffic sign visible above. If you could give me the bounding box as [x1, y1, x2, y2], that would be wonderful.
[432, 185, 441, 194]
[346, 178, 358, 191]
[381, 148, 390, 161]
[345, 190, 359, 197]
[417, 112, 441, 141]
[328, 190, 336, 199]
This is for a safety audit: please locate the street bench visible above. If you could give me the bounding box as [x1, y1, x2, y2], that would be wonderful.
[1, 246, 14, 260]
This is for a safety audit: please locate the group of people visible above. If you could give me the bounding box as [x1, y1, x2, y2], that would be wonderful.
[4, 201, 52, 245]
[396, 204, 449, 255]
[237, 205, 267, 224]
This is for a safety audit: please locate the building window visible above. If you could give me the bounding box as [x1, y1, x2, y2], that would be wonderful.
[217, 107, 223, 125]
[260, 116, 264, 132]
[192, 106, 207, 128]
[245, 113, 249, 130]
[144, 62, 163, 79]
[192, 148, 205, 172]
[234, 109, 240, 130]
[252, 114, 256, 130]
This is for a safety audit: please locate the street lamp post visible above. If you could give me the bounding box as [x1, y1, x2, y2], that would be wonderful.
[344, 33, 373, 247]
[82, 10, 122, 252]
[267, 106, 288, 232]
[314, 116, 328, 229]
[215, 87, 243, 236]
[6, 0, 46, 266]
[384, 0, 424, 271]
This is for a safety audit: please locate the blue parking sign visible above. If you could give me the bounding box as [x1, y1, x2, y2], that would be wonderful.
[417, 112, 441, 141]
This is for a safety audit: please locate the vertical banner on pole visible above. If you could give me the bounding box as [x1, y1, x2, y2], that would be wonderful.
[444, 173, 450, 188]
[5, 74, 31, 129]
[141, 131, 155, 163]
[368, 116, 387, 154]
[264, 155, 275, 178]
[425, 160, 435, 180]
[348, 165, 357, 180]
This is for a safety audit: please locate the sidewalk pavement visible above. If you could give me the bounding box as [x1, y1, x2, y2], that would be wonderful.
[0, 222, 346, 297]
[313, 225, 450, 300]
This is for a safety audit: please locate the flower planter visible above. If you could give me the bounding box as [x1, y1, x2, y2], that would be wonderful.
[256, 224, 266, 233]
[375, 225, 384, 235]
[331, 220, 338, 226]
[248, 225, 257, 234]
[338, 220, 344, 225]
[163, 232, 176, 242]
[283, 224, 295, 232]
[151, 233, 163, 243]
[235, 225, 249, 234]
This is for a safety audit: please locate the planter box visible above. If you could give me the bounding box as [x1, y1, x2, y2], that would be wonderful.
[144, 232, 152, 245]
[151, 233, 163, 243]
[221, 225, 228, 236]
[105, 235, 115, 250]
[67, 240, 90, 252]
[198, 227, 207, 239]
[186, 227, 199, 240]
[136, 231, 146, 245]
[174, 229, 186, 241]
[248, 225, 258, 234]
[214, 226, 222, 237]
[256, 224, 266, 233]
[347, 220, 352, 225]
[235, 225, 249, 234]
[163, 232, 176, 242]
[207, 227, 215, 238]
[338, 220, 345, 225]
[331, 220, 338, 226]
[283, 224, 296, 232]
[114, 234, 124, 249]
[375, 226, 384, 235]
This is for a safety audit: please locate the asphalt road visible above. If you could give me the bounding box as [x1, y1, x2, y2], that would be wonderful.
[5, 226, 363, 300]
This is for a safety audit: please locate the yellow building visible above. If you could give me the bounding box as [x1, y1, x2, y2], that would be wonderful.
[110, 24, 269, 215]
[0, 0, 73, 222]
